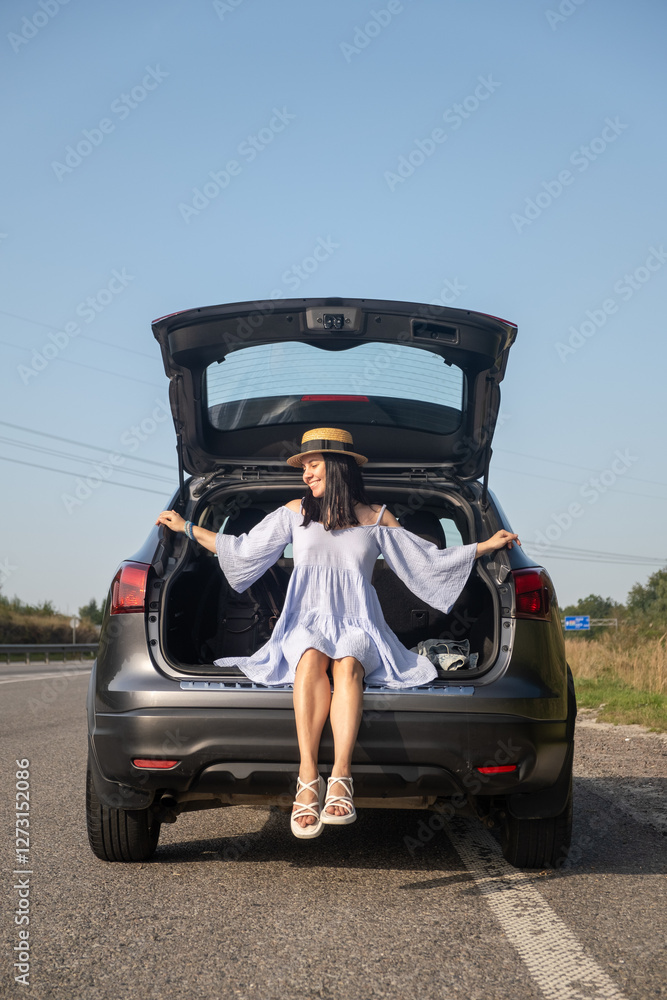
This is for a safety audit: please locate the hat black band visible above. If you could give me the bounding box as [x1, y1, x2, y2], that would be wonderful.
[300, 439, 355, 455]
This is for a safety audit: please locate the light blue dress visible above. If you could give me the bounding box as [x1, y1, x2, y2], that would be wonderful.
[213, 504, 477, 689]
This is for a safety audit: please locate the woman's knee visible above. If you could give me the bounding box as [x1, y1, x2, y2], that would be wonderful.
[332, 656, 364, 683]
[296, 647, 331, 675]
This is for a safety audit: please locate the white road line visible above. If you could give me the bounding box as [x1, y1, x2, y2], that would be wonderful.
[447, 820, 627, 1000]
[0, 669, 91, 685]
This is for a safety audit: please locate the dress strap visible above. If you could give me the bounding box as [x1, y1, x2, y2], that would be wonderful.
[373, 504, 387, 526]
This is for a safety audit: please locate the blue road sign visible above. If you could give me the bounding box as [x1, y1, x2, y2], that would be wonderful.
[564, 615, 590, 631]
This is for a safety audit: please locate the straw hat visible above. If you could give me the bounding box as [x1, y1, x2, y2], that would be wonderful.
[286, 428, 368, 467]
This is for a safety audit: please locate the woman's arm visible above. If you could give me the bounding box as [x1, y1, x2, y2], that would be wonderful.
[475, 530, 521, 558]
[155, 510, 218, 554]
[157, 506, 293, 593]
[378, 507, 520, 558]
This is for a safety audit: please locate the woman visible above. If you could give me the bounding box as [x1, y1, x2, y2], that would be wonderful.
[156, 427, 520, 840]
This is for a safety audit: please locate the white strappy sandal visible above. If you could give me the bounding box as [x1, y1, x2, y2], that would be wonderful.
[321, 775, 356, 825]
[290, 775, 326, 839]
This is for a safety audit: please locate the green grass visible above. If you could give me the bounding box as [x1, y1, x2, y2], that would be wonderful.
[573, 676, 667, 733]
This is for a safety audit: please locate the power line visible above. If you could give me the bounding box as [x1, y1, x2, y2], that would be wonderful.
[0, 454, 171, 497]
[530, 553, 665, 566]
[0, 419, 176, 471]
[0, 338, 164, 389]
[523, 544, 665, 567]
[0, 308, 158, 360]
[496, 447, 667, 490]
[534, 543, 662, 561]
[492, 464, 666, 502]
[0, 435, 175, 485]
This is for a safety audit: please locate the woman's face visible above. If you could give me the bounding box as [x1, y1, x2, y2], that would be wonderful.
[301, 454, 326, 498]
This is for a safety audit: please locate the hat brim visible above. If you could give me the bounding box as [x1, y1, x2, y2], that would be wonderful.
[286, 447, 368, 467]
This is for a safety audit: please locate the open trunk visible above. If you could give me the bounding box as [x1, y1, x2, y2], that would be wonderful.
[158, 484, 500, 682]
[152, 298, 517, 484]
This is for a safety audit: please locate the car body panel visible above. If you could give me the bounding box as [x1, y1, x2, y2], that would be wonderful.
[89, 702, 569, 803]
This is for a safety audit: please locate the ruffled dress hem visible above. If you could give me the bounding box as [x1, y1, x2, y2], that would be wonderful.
[212, 504, 477, 689]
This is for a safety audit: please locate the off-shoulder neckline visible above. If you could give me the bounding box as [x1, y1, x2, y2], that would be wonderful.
[284, 506, 397, 530]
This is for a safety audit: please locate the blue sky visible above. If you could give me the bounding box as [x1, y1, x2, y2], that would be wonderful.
[1, 0, 666, 614]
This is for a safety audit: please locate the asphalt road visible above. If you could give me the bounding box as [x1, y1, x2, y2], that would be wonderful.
[1, 667, 665, 1000]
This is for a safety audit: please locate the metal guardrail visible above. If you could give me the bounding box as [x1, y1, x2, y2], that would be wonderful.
[0, 643, 98, 665]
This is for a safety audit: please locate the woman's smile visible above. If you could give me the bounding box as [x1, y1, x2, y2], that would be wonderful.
[301, 454, 326, 497]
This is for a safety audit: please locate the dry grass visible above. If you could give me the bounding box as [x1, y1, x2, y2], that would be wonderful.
[565, 632, 667, 731]
[565, 631, 667, 694]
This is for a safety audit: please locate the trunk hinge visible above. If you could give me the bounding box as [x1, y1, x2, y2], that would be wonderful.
[409, 468, 430, 481]
[241, 467, 261, 481]
[176, 433, 186, 504]
[171, 375, 186, 506]
[192, 469, 228, 498]
[480, 444, 492, 511]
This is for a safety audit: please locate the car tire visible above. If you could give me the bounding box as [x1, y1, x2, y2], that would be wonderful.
[500, 765, 573, 869]
[500, 662, 577, 869]
[86, 763, 161, 862]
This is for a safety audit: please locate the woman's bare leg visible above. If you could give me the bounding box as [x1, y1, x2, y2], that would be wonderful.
[326, 656, 364, 817]
[292, 647, 332, 828]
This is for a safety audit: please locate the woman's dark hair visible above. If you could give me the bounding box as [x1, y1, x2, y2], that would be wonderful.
[301, 453, 371, 530]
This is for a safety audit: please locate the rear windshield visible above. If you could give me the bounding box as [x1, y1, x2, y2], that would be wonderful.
[205, 341, 464, 434]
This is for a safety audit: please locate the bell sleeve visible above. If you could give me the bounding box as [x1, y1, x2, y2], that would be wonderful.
[215, 506, 293, 593]
[377, 527, 478, 614]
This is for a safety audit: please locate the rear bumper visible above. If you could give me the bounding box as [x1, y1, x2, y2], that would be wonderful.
[89, 706, 570, 809]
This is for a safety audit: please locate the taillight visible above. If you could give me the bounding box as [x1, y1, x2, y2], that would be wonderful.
[132, 759, 179, 769]
[476, 765, 517, 775]
[109, 561, 150, 614]
[512, 568, 552, 621]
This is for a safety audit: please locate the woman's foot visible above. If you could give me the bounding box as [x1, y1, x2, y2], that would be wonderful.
[321, 775, 356, 825]
[290, 774, 325, 838]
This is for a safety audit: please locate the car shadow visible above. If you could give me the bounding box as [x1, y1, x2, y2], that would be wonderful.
[144, 775, 667, 877]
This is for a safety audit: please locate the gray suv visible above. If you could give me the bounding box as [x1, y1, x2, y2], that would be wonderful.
[86, 297, 575, 868]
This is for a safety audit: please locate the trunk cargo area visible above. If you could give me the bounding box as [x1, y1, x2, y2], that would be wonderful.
[158, 485, 499, 681]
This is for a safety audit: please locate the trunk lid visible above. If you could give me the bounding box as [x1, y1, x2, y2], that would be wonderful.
[151, 298, 517, 480]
